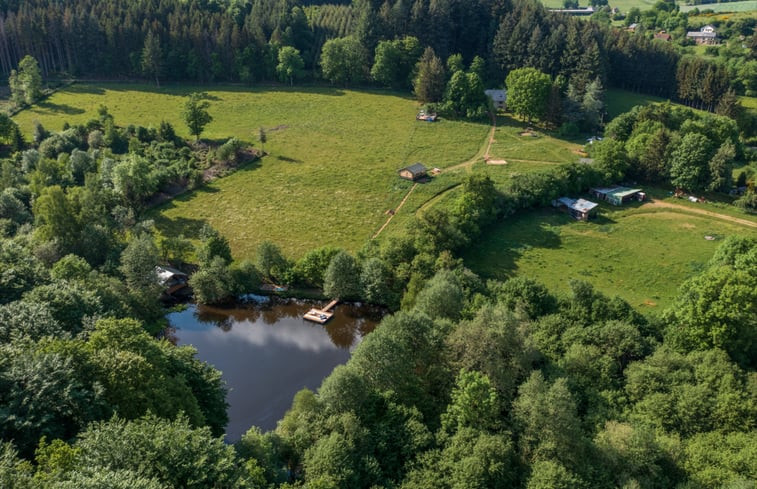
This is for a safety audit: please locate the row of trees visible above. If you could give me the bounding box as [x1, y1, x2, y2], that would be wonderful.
[0, 0, 700, 103]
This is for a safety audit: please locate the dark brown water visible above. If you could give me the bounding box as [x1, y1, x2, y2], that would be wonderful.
[167, 297, 380, 441]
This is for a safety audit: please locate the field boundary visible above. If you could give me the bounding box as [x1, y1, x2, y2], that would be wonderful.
[642, 200, 757, 228]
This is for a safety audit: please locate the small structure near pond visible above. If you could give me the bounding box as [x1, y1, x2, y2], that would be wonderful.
[416, 110, 437, 122]
[552, 197, 598, 221]
[590, 186, 645, 206]
[303, 299, 339, 324]
[156, 265, 189, 296]
[399, 163, 428, 181]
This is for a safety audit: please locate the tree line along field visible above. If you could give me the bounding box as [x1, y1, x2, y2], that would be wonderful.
[14, 83, 757, 310]
[13, 83, 489, 258]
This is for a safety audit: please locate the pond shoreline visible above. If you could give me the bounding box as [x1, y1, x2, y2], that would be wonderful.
[166, 298, 384, 439]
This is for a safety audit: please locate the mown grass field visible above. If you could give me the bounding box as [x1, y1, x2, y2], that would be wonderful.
[464, 197, 757, 311]
[605, 88, 668, 120]
[462, 201, 757, 310]
[14, 83, 489, 258]
[680, 0, 757, 12]
[539, 0, 660, 11]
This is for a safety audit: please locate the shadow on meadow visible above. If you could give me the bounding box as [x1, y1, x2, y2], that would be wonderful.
[468, 212, 565, 280]
[34, 101, 85, 115]
[69, 82, 352, 99]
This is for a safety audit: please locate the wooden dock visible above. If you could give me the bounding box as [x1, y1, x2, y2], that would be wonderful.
[303, 299, 339, 324]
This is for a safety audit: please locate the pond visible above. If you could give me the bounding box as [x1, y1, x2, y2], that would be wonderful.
[167, 297, 381, 441]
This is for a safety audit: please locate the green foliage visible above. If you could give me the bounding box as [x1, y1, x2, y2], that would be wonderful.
[441, 370, 500, 434]
[446, 304, 533, 407]
[277, 46, 305, 86]
[505, 68, 552, 123]
[513, 371, 586, 467]
[664, 236, 757, 368]
[189, 256, 235, 304]
[256, 240, 289, 283]
[683, 431, 757, 488]
[590, 138, 629, 182]
[0, 301, 63, 342]
[443, 71, 489, 119]
[111, 154, 159, 207]
[141, 31, 163, 87]
[52, 414, 246, 489]
[196, 224, 232, 268]
[624, 347, 755, 436]
[526, 459, 586, 489]
[0, 442, 35, 489]
[292, 246, 339, 288]
[359, 257, 396, 307]
[182, 92, 213, 141]
[414, 270, 464, 321]
[320, 37, 366, 86]
[9, 55, 42, 106]
[669, 132, 714, 191]
[371, 37, 422, 89]
[413, 47, 446, 103]
[323, 251, 360, 300]
[594, 421, 680, 489]
[119, 233, 159, 291]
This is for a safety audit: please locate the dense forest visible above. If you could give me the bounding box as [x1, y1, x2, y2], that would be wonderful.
[0, 0, 685, 98]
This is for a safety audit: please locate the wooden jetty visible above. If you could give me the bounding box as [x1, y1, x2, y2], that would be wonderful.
[303, 299, 339, 324]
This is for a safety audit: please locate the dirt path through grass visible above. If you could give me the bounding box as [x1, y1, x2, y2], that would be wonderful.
[372, 183, 418, 238]
[444, 122, 496, 173]
[644, 200, 757, 228]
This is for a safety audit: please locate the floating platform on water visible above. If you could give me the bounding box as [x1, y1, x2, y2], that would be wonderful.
[303, 299, 339, 324]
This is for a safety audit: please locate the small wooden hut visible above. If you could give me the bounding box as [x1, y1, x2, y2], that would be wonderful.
[399, 163, 428, 181]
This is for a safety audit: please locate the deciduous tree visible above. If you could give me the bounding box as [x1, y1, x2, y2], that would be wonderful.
[182, 92, 213, 141]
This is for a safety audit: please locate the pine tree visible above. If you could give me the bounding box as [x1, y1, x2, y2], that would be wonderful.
[141, 31, 163, 87]
[413, 47, 446, 103]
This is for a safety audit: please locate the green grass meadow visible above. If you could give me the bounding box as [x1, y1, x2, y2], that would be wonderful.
[605, 88, 668, 120]
[680, 1, 757, 12]
[14, 83, 489, 258]
[462, 202, 757, 310]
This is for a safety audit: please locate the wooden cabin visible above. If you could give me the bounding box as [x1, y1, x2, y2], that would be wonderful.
[399, 163, 428, 181]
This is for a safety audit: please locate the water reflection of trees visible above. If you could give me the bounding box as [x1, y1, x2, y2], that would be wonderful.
[191, 301, 381, 347]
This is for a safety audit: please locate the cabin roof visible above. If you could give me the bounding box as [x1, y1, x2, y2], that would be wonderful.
[402, 163, 428, 175]
[557, 197, 598, 213]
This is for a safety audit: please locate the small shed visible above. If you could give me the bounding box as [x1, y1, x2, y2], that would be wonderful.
[590, 186, 645, 206]
[552, 197, 598, 221]
[399, 163, 428, 181]
[155, 265, 188, 296]
[484, 89, 507, 110]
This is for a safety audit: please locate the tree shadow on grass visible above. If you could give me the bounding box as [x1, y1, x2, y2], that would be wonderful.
[276, 155, 302, 163]
[465, 210, 564, 281]
[34, 101, 85, 115]
[150, 214, 208, 241]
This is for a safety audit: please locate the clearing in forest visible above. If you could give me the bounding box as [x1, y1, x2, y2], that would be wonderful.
[14, 84, 489, 258]
[462, 201, 757, 310]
